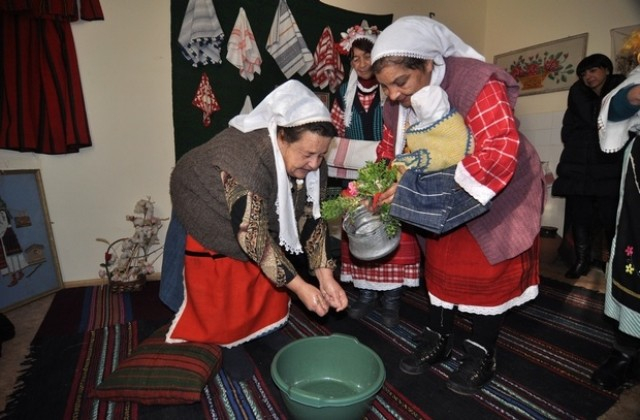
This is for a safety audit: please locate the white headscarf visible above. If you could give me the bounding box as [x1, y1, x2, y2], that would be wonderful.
[371, 16, 484, 154]
[371, 16, 484, 88]
[337, 20, 380, 128]
[229, 80, 332, 254]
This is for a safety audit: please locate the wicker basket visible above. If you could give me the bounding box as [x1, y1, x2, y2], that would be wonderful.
[109, 274, 147, 293]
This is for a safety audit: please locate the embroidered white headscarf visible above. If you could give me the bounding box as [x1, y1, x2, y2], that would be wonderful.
[371, 16, 484, 154]
[228, 80, 332, 254]
[337, 20, 380, 128]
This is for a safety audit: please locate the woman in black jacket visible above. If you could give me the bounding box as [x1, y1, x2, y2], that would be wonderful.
[552, 54, 626, 278]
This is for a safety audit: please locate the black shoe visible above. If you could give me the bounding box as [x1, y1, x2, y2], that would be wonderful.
[564, 260, 590, 279]
[348, 289, 378, 320]
[399, 327, 452, 375]
[447, 340, 496, 395]
[380, 288, 402, 328]
[591, 349, 639, 391]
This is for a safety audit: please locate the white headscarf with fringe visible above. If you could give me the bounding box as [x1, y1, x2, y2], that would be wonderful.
[371, 16, 484, 154]
[229, 80, 332, 254]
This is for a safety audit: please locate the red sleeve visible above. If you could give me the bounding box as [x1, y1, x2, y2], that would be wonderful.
[376, 124, 396, 161]
[459, 80, 519, 195]
[330, 99, 346, 138]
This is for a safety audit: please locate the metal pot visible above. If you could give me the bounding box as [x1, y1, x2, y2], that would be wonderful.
[343, 206, 400, 261]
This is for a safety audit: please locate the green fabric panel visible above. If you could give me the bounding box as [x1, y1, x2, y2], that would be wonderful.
[170, 0, 392, 160]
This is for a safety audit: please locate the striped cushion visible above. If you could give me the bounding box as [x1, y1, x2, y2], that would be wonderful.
[91, 324, 222, 405]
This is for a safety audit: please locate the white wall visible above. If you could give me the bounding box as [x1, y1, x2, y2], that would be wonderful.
[0, 0, 637, 284]
[485, 0, 640, 232]
[0, 1, 175, 283]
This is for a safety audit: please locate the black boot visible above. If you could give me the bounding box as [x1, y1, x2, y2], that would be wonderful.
[565, 225, 591, 279]
[399, 327, 453, 375]
[447, 339, 496, 395]
[380, 288, 402, 328]
[591, 349, 639, 391]
[348, 289, 378, 320]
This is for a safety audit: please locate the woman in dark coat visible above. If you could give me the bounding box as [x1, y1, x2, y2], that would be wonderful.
[552, 54, 626, 278]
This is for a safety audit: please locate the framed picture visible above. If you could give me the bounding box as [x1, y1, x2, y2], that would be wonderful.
[611, 24, 640, 75]
[0, 169, 63, 311]
[494, 33, 588, 96]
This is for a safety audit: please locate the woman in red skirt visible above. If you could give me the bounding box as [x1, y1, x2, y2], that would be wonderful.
[371, 16, 545, 395]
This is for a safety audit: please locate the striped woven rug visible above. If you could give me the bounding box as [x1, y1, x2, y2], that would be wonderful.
[1, 278, 622, 419]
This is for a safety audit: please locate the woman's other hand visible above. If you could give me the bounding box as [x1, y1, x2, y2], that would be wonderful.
[315, 267, 348, 311]
[377, 182, 398, 206]
[287, 276, 331, 316]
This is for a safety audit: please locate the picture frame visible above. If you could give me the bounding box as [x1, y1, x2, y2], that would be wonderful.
[611, 24, 640, 75]
[494, 33, 588, 96]
[0, 169, 63, 311]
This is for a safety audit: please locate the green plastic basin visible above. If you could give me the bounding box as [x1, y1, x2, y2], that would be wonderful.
[271, 334, 385, 420]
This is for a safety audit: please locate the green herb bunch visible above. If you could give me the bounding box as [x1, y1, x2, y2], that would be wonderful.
[321, 161, 401, 237]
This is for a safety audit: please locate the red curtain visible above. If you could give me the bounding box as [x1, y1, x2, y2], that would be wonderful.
[0, 0, 103, 154]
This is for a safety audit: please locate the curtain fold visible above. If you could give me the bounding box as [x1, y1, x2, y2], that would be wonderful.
[0, 0, 103, 154]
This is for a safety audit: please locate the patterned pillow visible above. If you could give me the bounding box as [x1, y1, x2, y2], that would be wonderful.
[91, 324, 222, 405]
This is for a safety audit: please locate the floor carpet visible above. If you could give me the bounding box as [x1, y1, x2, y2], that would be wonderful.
[0, 277, 623, 419]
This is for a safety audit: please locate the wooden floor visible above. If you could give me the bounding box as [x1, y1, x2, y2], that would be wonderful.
[1, 259, 639, 419]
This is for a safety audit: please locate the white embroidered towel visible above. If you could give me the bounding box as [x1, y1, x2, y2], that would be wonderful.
[265, 0, 313, 78]
[178, 0, 224, 67]
[226, 7, 262, 81]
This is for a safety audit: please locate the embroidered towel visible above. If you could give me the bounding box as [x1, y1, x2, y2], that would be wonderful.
[226, 7, 262, 81]
[178, 0, 224, 67]
[192, 72, 220, 127]
[265, 0, 313, 78]
[309, 26, 344, 93]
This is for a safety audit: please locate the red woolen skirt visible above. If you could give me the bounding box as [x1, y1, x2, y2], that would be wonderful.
[167, 235, 290, 347]
[425, 226, 539, 309]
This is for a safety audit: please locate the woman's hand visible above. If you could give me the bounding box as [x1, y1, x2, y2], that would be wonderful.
[286, 275, 333, 317]
[628, 85, 640, 106]
[314, 267, 348, 311]
[376, 182, 398, 207]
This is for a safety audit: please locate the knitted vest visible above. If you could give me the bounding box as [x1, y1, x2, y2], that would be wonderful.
[384, 57, 545, 263]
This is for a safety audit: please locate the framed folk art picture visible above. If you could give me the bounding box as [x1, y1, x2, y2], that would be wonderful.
[494, 33, 588, 96]
[0, 169, 63, 311]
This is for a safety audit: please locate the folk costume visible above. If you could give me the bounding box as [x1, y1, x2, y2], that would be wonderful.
[371, 16, 545, 394]
[328, 21, 421, 328]
[164, 81, 335, 349]
[592, 59, 640, 390]
[327, 21, 384, 180]
[392, 85, 473, 174]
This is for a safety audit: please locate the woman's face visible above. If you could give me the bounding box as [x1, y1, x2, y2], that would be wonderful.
[351, 47, 374, 80]
[580, 67, 609, 93]
[278, 130, 331, 179]
[375, 60, 433, 108]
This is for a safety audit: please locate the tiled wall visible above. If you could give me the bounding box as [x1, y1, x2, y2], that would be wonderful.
[517, 111, 566, 234]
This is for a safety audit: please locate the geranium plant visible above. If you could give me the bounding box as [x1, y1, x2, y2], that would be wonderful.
[321, 161, 401, 237]
[508, 50, 575, 83]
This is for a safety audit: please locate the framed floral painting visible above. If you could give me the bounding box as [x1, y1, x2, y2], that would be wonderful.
[494, 33, 588, 96]
[0, 169, 63, 311]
